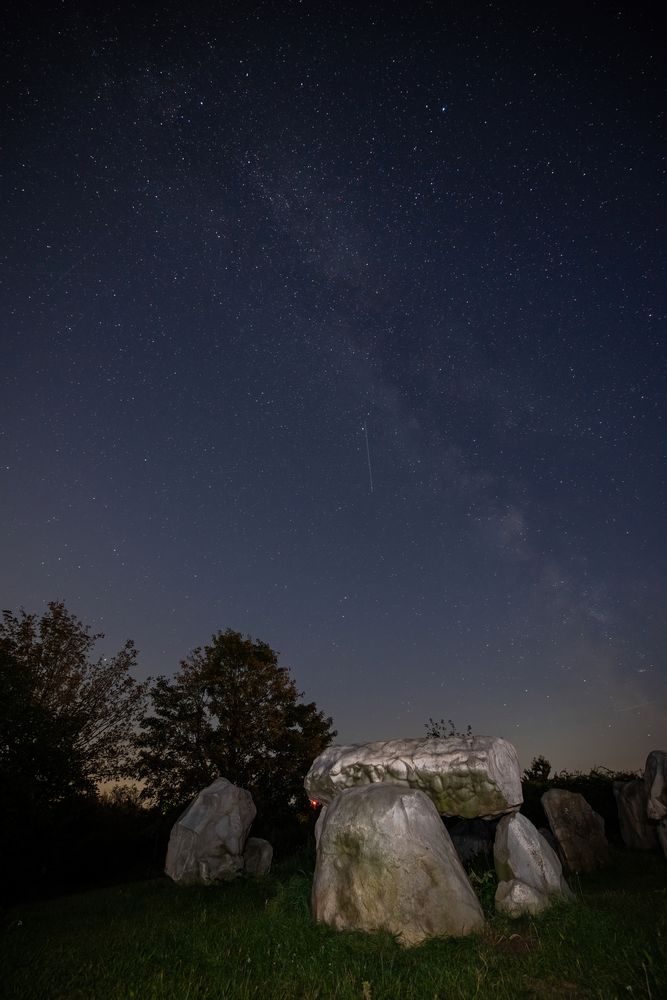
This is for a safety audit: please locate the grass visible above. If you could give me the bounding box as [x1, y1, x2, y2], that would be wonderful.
[1, 849, 665, 1000]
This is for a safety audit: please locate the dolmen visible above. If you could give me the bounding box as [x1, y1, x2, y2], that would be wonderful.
[165, 776, 272, 885]
[305, 737, 573, 945]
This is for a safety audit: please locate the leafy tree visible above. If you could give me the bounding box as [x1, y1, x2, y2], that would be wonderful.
[135, 628, 336, 818]
[0, 601, 147, 787]
[522, 754, 552, 782]
[0, 645, 93, 809]
[424, 717, 473, 739]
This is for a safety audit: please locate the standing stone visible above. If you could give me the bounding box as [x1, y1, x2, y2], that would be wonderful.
[613, 779, 659, 851]
[541, 789, 610, 874]
[243, 837, 273, 876]
[165, 777, 256, 885]
[645, 751, 667, 820]
[645, 751, 667, 859]
[305, 736, 522, 818]
[311, 784, 485, 946]
[493, 812, 573, 917]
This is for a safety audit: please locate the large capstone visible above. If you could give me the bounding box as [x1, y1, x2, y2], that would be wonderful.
[165, 777, 256, 885]
[311, 784, 485, 946]
[305, 737, 522, 819]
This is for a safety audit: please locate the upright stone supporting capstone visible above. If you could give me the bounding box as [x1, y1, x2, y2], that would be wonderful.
[494, 812, 573, 917]
[305, 736, 522, 819]
[311, 784, 485, 946]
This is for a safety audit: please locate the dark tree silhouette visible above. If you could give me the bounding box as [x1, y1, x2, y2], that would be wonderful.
[522, 754, 552, 782]
[135, 628, 336, 819]
[0, 601, 147, 787]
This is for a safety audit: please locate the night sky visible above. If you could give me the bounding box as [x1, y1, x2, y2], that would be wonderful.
[2, 2, 664, 773]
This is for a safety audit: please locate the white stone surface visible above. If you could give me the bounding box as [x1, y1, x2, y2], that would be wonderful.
[165, 777, 256, 885]
[305, 736, 522, 819]
[494, 812, 573, 914]
[311, 784, 485, 946]
[495, 879, 550, 918]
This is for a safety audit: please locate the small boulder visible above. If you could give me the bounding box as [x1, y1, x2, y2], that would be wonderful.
[613, 779, 659, 851]
[243, 837, 273, 876]
[165, 777, 256, 885]
[541, 788, 610, 874]
[312, 784, 485, 946]
[495, 879, 550, 918]
[494, 812, 573, 898]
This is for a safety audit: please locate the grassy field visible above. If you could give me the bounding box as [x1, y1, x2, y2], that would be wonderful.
[1, 849, 665, 1000]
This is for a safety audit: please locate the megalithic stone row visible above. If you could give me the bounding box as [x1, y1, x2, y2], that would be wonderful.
[305, 736, 523, 818]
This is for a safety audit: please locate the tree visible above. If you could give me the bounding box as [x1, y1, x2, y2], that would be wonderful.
[0, 645, 93, 809]
[0, 601, 147, 787]
[135, 628, 336, 818]
[522, 754, 552, 782]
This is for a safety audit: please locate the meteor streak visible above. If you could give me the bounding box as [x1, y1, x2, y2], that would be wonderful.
[363, 421, 374, 494]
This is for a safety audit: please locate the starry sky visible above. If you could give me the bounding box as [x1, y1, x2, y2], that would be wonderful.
[2, 1, 665, 773]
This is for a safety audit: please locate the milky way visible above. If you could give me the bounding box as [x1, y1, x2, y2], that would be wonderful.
[2, 2, 664, 771]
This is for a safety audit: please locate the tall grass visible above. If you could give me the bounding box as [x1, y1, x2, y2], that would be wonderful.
[1, 849, 664, 999]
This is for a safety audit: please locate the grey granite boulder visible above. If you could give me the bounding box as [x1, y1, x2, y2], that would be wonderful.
[645, 751, 667, 859]
[165, 777, 256, 885]
[541, 788, 610, 874]
[494, 812, 573, 916]
[311, 784, 485, 946]
[305, 737, 522, 819]
[243, 837, 273, 876]
[613, 779, 659, 851]
[495, 879, 551, 918]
